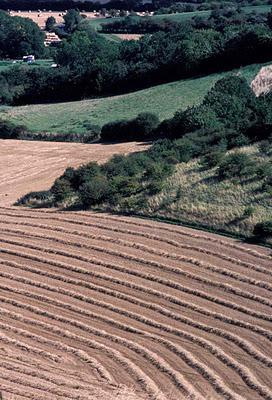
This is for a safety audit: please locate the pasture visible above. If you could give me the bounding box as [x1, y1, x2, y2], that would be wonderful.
[0, 138, 271, 400]
[1, 62, 268, 136]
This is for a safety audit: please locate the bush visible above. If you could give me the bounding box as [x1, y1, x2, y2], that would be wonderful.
[201, 149, 225, 169]
[217, 152, 255, 180]
[253, 221, 272, 240]
[16, 190, 52, 206]
[100, 113, 159, 142]
[79, 174, 111, 207]
[51, 178, 74, 203]
[0, 120, 26, 139]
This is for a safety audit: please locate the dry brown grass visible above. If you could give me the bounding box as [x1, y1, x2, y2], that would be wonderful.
[148, 145, 272, 241]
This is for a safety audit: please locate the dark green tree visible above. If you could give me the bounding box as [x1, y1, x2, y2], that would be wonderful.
[45, 16, 56, 32]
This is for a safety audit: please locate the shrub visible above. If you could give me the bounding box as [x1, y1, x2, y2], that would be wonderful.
[253, 221, 272, 240]
[79, 174, 111, 207]
[217, 152, 255, 180]
[51, 178, 74, 203]
[16, 190, 52, 206]
[243, 206, 255, 218]
[100, 113, 159, 142]
[201, 149, 225, 169]
[0, 120, 26, 139]
[256, 162, 272, 179]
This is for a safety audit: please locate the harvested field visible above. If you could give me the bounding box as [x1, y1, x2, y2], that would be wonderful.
[0, 139, 148, 206]
[0, 139, 272, 400]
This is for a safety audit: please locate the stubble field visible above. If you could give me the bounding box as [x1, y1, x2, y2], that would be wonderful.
[0, 139, 271, 400]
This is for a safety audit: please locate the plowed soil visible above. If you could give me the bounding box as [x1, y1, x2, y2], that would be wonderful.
[0, 139, 271, 400]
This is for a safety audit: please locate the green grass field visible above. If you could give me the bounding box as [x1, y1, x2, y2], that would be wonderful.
[0, 62, 268, 135]
[147, 144, 272, 241]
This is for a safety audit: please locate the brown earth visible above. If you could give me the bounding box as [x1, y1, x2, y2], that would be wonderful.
[0, 139, 272, 400]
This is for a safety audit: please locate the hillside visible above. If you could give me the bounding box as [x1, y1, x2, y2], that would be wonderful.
[146, 144, 272, 241]
[0, 138, 271, 400]
[0, 62, 269, 136]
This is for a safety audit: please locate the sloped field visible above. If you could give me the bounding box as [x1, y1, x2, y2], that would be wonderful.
[0, 139, 272, 400]
[1, 62, 268, 136]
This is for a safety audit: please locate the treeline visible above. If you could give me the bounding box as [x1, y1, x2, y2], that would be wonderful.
[101, 16, 180, 33]
[3, 11, 272, 105]
[101, 7, 268, 34]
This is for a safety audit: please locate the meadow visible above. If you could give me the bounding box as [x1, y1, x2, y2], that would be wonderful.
[0, 62, 268, 136]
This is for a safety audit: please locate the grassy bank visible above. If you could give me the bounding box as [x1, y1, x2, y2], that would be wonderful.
[145, 145, 272, 241]
[0, 62, 268, 136]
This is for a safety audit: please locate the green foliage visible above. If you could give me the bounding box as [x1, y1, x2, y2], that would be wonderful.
[63, 9, 83, 33]
[0, 119, 26, 139]
[51, 178, 74, 203]
[79, 174, 111, 207]
[16, 190, 52, 206]
[101, 112, 159, 142]
[253, 221, 272, 240]
[201, 149, 225, 169]
[218, 152, 255, 180]
[45, 16, 56, 32]
[203, 75, 257, 132]
[3, 11, 272, 106]
[243, 205, 255, 218]
[0, 10, 45, 59]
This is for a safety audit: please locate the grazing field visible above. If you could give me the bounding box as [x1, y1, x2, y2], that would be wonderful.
[0, 62, 268, 136]
[0, 139, 272, 400]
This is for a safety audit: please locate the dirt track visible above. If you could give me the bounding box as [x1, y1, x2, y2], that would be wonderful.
[0, 139, 272, 400]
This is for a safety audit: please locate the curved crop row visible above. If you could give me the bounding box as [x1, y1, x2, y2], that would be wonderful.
[1, 250, 272, 340]
[0, 306, 198, 400]
[0, 300, 256, 400]
[2, 206, 268, 261]
[1, 223, 272, 293]
[0, 207, 272, 275]
[1, 239, 271, 321]
[1, 260, 272, 367]
[1, 276, 272, 398]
